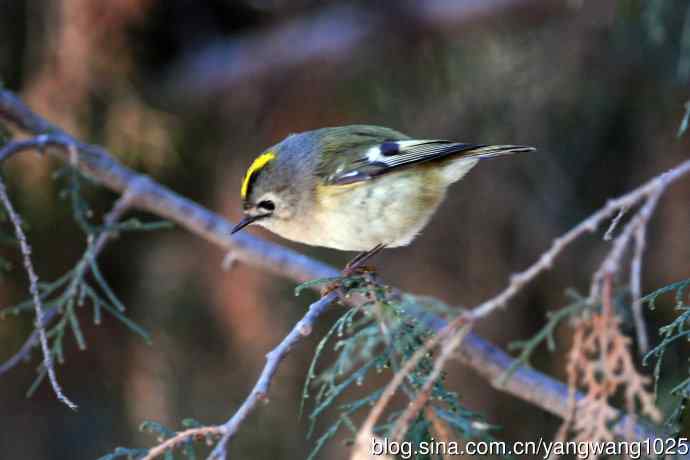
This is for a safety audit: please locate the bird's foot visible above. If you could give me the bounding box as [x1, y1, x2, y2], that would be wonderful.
[318, 245, 386, 298]
[344, 244, 386, 273]
[342, 264, 376, 278]
[320, 282, 341, 298]
[319, 266, 379, 298]
[319, 270, 377, 297]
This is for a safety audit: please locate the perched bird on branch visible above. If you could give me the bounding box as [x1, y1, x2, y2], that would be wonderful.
[232, 125, 534, 268]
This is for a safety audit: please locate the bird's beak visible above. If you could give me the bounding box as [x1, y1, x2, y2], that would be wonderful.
[231, 214, 267, 234]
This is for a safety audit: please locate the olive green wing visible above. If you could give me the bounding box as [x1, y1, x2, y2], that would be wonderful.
[314, 125, 409, 184]
[316, 125, 534, 186]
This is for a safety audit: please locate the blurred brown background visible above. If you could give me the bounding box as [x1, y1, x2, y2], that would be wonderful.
[1, 0, 689, 458]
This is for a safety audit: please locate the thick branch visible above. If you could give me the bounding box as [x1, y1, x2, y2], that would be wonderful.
[0, 90, 337, 284]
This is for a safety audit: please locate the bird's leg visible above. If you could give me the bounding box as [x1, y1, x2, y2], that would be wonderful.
[319, 244, 386, 297]
[343, 243, 386, 276]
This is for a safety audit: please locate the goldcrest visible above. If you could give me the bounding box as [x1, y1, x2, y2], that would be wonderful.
[231, 125, 533, 253]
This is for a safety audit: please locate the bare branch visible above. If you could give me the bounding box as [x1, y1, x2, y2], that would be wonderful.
[389, 327, 470, 443]
[0, 137, 51, 162]
[467, 162, 690, 322]
[404, 297, 663, 443]
[356, 319, 460, 442]
[603, 205, 628, 241]
[0, 188, 134, 377]
[0, 308, 59, 376]
[0, 176, 77, 410]
[630, 224, 649, 353]
[142, 426, 223, 460]
[206, 292, 337, 460]
[591, 189, 663, 299]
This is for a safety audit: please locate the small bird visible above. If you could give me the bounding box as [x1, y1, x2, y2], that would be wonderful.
[232, 125, 533, 266]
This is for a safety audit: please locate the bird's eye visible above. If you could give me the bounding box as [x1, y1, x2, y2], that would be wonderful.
[258, 200, 275, 211]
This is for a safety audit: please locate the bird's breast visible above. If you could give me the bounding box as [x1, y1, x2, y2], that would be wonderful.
[301, 168, 447, 251]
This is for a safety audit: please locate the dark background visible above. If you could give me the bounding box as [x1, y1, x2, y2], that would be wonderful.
[1, 0, 689, 458]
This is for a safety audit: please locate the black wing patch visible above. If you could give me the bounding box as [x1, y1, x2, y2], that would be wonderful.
[327, 140, 483, 185]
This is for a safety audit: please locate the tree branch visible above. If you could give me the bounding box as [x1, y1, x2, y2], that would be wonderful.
[0, 88, 677, 457]
[389, 325, 470, 442]
[207, 292, 337, 460]
[466, 160, 690, 322]
[0, 175, 77, 410]
[0, 90, 337, 284]
[0, 182, 137, 378]
[142, 425, 223, 460]
[0, 308, 59, 376]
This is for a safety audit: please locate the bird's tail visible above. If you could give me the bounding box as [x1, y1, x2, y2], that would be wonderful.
[440, 143, 534, 184]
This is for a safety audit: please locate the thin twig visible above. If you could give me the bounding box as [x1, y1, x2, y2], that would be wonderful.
[630, 224, 649, 354]
[356, 315, 471, 442]
[604, 207, 628, 241]
[456, 323, 660, 443]
[405, 289, 665, 446]
[467, 165, 690, 322]
[0, 176, 77, 410]
[0, 308, 59, 376]
[389, 326, 470, 442]
[590, 189, 663, 301]
[586, 187, 663, 357]
[206, 292, 338, 460]
[603, 206, 628, 241]
[142, 426, 223, 460]
[0, 137, 52, 162]
[0, 188, 134, 378]
[425, 406, 454, 460]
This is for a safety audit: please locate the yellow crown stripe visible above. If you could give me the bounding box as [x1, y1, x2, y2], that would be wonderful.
[241, 151, 276, 199]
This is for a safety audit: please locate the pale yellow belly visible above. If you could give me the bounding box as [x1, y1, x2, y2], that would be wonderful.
[309, 169, 446, 251]
[259, 159, 478, 251]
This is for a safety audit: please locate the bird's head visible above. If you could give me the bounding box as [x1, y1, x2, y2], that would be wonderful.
[231, 136, 315, 235]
